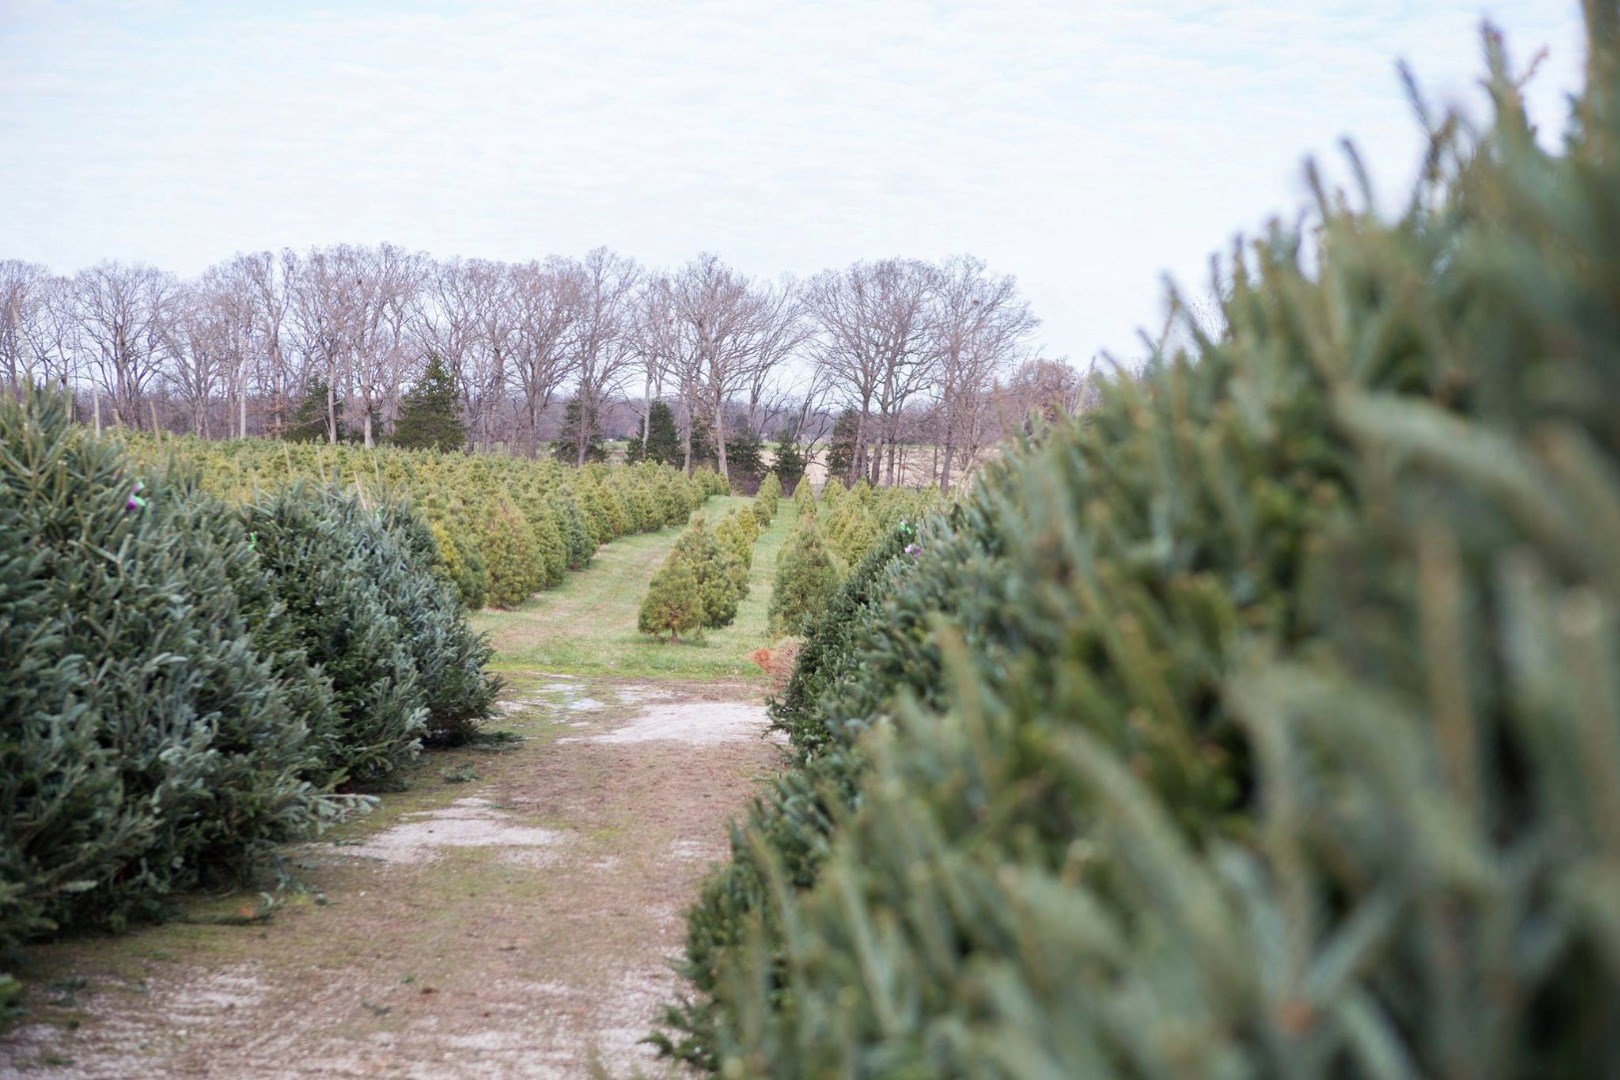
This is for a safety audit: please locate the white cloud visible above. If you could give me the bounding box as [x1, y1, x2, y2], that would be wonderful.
[0, 0, 1587, 363]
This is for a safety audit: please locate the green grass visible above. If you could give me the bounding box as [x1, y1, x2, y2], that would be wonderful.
[471, 496, 792, 681]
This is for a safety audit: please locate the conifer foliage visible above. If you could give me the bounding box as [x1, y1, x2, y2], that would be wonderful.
[0, 392, 501, 979]
[678, 517, 741, 630]
[245, 485, 427, 788]
[390, 354, 467, 452]
[286, 379, 343, 443]
[116, 435, 722, 612]
[752, 471, 780, 525]
[765, 479, 935, 639]
[661, 15, 1620, 1076]
[640, 493, 774, 642]
[0, 396, 332, 947]
[765, 518, 840, 639]
[770, 434, 807, 495]
[551, 397, 605, 463]
[627, 400, 683, 467]
[637, 555, 706, 641]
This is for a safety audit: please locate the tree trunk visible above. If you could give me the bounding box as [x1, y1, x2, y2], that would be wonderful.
[575, 388, 590, 466]
[714, 394, 729, 484]
[326, 371, 338, 444]
[641, 371, 652, 447]
[850, 407, 868, 485]
[682, 406, 694, 474]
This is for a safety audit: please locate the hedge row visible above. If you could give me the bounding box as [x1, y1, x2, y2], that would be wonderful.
[769, 479, 937, 640]
[660, 19, 1620, 1076]
[1, 394, 498, 974]
[120, 436, 729, 610]
[816, 477, 937, 570]
[640, 480, 779, 640]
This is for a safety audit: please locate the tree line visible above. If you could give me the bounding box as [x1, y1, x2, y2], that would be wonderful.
[0, 246, 1091, 490]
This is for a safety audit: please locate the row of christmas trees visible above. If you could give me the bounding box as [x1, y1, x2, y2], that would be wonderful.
[657, 14, 1620, 1075]
[0, 393, 502, 1011]
[117, 432, 728, 611]
[639, 475, 782, 640]
[635, 470, 939, 645]
[767, 478, 939, 641]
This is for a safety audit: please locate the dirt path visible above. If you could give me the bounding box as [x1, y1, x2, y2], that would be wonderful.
[1, 504, 793, 1079]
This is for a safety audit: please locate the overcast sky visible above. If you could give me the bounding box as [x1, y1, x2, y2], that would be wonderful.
[0, 1, 1585, 365]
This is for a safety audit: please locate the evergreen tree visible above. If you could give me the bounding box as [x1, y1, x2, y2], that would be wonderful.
[247, 486, 427, 787]
[638, 553, 705, 640]
[757, 471, 782, 503]
[552, 398, 605, 463]
[713, 509, 757, 602]
[0, 393, 333, 946]
[554, 494, 597, 568]
[391, 355, 466, 452]
[688, 407, 716, 471]
[628, 400, 683, 467]
[772, 436, 808, 495]
[662, 14, 1620, 1073]
[724, 426, 765, 490]
[364, 501, 499, 746]
[428, 517, 488, 610]
[823, 409, 859, 481]
[479, 495, 543, 607]
[792, 477, 817, 517]
[752, 472, 780, 526]
[767, 520, 841, 638]
[670, 516, 740, 630]
[287, 379, 343, 443]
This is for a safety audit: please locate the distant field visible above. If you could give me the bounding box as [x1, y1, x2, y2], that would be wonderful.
[595, 441, 994, 492]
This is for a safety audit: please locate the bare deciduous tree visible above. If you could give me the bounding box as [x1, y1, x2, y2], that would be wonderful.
[628, 275, 676, 452]
[285, 244, 424, 446]
[168, 282, 232, 437]
[286, 247, 352, 443]
[666, 254, 803, 482]
[7, 244, 1050, 490]
[804, 259, 934, 484]
[998, 356, 1087, 429]
[0, 261, 72, 394]
[189, 255, 271, 439]
[72, 262, 182, 430]
[931, 255, 1037, 492]
[224, 251, 298, 438]
[510, 259, 577, 456]
[563, 248, 640, 466]
[351, 244, 423, 448]
[421, 256, 518, 451]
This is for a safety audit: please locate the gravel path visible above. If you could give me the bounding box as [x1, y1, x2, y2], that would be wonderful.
[1, 678, 782, 1079]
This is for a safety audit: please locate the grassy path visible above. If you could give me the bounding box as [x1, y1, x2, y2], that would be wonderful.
[475, 496, 794, 681]
[2, 499, 792, 1078]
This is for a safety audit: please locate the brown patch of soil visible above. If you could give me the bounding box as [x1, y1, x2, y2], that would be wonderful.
[1, 680, 781, 1079]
